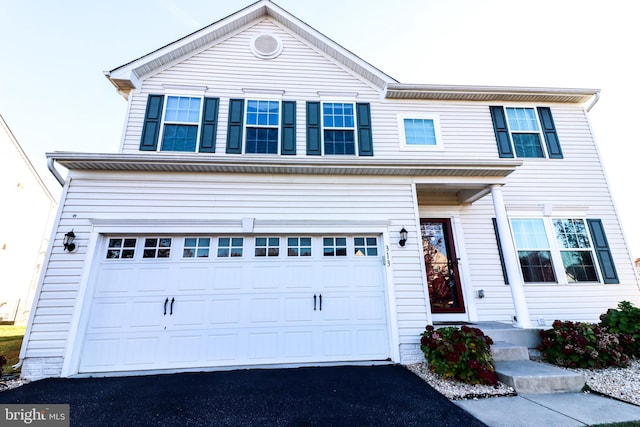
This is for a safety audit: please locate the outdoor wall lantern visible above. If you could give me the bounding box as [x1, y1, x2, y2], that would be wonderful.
[399, 227, 408, 247]
[63, 230, 76, 252]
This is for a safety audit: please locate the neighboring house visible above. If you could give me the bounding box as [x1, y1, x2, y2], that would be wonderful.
[19, 0, 640, 380]
[0, 114, 57, 325]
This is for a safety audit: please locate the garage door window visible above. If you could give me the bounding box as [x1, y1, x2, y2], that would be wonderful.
[106, 238, 137, 259]
[354, 237, 378, 256]
[323, 237, 347, 256]
[255, 237, 280, 257]
[143, 238, 172, 258]
[183, 238, 210, 258]
[287, 237, 312, 256]
[218, 237, 244, 258]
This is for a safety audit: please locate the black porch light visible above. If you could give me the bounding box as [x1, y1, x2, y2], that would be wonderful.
[63, 230, 76, 252]
[399, 227, 408, 247]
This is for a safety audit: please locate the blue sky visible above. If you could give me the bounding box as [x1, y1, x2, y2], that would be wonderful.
[1, 0, 638, 257]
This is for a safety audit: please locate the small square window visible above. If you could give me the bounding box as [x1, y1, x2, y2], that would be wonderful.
[398, 115, 441, 150]
[183, 237, 210, 258]
[288, 237, 312, 256]
[323, 237, 347, 256]
[143, 238, 172, 259]
[255, 237, 280, 257]
[218, 237, 244, 258]
[106, 238, 136, 259]
[354, 237, 378, 256]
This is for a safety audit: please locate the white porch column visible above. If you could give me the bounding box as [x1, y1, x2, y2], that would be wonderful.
[490, 185, 532, 328]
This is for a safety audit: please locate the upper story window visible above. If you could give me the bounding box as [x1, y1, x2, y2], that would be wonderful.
[490, 106, 562, 159]
[323, 103, 355, 155]
[245, 100, 280, 154]
[139, 94, 219, 153]
[161, 96, 202, 152]
[306, 101, 373, 157]
[398, 114, 442, 150]
[226, 98, 296, 155]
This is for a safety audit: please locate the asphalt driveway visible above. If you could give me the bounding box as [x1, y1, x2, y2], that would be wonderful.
[0, 365, 486, 426]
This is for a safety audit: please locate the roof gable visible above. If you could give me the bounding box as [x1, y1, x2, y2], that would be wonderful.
[105, 0, 397, 97]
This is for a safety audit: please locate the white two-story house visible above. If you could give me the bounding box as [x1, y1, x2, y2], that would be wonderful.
[19, 0, 640, 380]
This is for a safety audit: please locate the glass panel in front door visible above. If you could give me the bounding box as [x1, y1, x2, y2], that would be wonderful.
[421, 219, 465, 313]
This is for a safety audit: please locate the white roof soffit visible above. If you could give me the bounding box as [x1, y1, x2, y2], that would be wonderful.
[47, 152, 521, 178]
[105, 0, 396, 95]
[385, 84, 600, 104]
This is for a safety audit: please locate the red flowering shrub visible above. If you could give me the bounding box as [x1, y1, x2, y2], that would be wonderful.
[537, 320, 629, 369]
[420, 325, 497, 385]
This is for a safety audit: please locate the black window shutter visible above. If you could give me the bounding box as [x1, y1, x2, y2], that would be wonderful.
[537, 107, 563, 159]
[356, 103, 373, 156]
[587, 219, 619, 284]
[489, 106, 514, 158]
[140, 94, 164, 151]
[226, 99, 244, 154]
[492, 218, 509, 285]
[199, 97, 219, 153]
[306, 102, 321, 155]
[281, 100, 296, 155]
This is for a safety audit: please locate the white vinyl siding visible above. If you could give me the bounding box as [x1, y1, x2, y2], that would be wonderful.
[23, 172, 423, 375]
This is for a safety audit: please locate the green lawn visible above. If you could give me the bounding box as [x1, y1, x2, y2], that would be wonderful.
[0, 325, 26, 375]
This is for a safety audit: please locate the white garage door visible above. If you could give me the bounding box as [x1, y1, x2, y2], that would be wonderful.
[79, 234, 390, 373]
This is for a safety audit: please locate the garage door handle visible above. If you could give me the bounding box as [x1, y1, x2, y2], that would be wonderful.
[313, 294, 317, 311]
[170, 297, 175, 315]
[319, 294, 322, 311]
[164, 298, 169, 315]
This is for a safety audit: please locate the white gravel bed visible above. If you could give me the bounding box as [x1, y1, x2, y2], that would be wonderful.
[406, 363, 516, 400]
[567, 359, 640, 407]
[408, 360, 640, 406]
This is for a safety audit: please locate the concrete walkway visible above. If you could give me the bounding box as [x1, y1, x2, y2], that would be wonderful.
[455, 392, 640, 427]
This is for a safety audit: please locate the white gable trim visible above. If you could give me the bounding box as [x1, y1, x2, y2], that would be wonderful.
[105, 0, 396, 96]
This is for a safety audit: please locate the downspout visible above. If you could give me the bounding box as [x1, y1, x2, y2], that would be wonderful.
[47, 157, 65, 186]
[585, 91, 600, 112]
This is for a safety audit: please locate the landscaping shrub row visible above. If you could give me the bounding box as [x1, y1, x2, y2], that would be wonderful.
[420, 300, 639, 385]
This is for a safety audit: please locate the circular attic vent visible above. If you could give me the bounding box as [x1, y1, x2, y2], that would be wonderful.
[251, 33, 283, 59]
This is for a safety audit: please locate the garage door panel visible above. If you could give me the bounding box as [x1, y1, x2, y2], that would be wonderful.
[283, 296, 314, 322]
[94, 265, 137, 295]
[249, 297, 281, 323]
[124, 336, 162, 366]
[205, 333, 238, 361]
[174, 265, 209, 292]
[80, 234, 391, 373]
[249, 264, 283, 290]
[208, 298, 241, 324]
[170, 298, 207, 327]
[167, 335, 200, 363]
[282, 263, 317, 290]
[136, 266, 172, 293]
[87, 300, 129, 330]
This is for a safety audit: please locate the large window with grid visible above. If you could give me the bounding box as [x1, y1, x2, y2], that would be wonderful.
[509, 218, 605, 284]
[323, 103, 355, 155]
[245, 100, 280, 154]
[161, 96, 202, 152]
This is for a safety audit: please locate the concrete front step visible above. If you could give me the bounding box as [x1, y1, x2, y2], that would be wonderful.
[491, 342, 530, 361]
[495, 360, 585, 394]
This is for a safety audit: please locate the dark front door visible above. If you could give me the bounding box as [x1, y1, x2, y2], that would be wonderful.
[421, 219, 465, 313]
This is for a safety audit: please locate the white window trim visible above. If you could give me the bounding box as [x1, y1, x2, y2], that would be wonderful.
[397, 113, 443, 151]
[157, 94, 205, 153]
[502, 106, 549, 159]
[319, 99, 359, 156]
[509, 216, 602, 285]
[243, 98, 282, 155]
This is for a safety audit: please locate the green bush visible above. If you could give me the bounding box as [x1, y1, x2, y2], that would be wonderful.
[420, 325, 497, 385]
[599, 301, 640, 358]
[538, 320, 629, 369]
